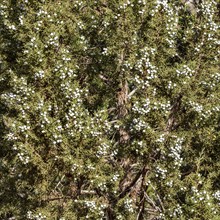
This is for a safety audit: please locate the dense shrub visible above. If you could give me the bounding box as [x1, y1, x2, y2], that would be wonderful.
[0, 0, 219, 219]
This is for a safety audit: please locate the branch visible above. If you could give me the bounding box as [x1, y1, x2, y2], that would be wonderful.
[53, 175, 65, 193]
[144, 192, 160, 212]
[165, 94, 182, 132]
[99, 74, 112, 85]
[44, 190, 96, 202]
[116, 49, 125, 73]
[136, 170, 149, 220]
[136, 196, 145, 220]
[118, 166, 147, 199]
[128, 88, 137, 98]
[149, 183, 165, 213]
[156, 193, 165, 213]
[43, 196, 72, 202]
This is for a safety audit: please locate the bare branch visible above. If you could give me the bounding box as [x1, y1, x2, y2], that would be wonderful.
[128, 88, 137, 98]
[144, 192, 160, 212]
[53, 175, 65, 193]
[44, 190, 96, 202]
[149, 183, 165, 213]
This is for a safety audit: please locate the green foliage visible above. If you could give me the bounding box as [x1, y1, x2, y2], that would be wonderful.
[0, 0, 219, 219]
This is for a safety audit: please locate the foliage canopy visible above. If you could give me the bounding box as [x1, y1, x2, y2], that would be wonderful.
[0, 0, 219, 219]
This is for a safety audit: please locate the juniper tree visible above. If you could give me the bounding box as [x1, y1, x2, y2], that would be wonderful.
[0, 0, 219, 219]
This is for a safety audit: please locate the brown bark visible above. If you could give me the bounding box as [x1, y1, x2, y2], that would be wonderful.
[117, 80, 130, 144]
[165, 94, 182, 132]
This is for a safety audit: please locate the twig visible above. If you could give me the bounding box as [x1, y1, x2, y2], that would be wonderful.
[45, 190, 96, 202]
[149, 183, 165, 213]
[144, 192, 160, 212]
[53, 175, 65, 193]
[43, 196, 72, 202]
[136, 168, 149, 220]
[128, 88, 137, 98]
